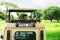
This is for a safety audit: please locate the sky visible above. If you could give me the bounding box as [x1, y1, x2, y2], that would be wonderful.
[0, 0, 60, 9]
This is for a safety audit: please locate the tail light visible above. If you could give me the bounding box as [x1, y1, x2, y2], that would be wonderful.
[5, 27, 11, 30]
[5, 27, 11, 40]
[40, 27, 45, 30]
[40, 27, 45, 40]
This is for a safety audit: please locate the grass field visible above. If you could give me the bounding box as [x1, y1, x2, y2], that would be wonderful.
[0, 20, 6, 26]
[41, 20, 60, 40]
[0, 20, 60, 40]
[46, 31, 60, 40]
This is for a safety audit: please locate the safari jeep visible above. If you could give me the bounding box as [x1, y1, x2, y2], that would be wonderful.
[1, 8, 45, 40]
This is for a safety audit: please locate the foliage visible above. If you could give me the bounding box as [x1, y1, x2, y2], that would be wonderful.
[53, 7, 60, 22]
[19, 13, 27, 20]
[10, 15, 15, 20]
[16, 12, 26, 20]
[44, 6, 60, 22]
[0, 11, 6, 20]
[0, 2, 60, 22]
[0, 2, 19, 20]
[35, 11, 42, 20]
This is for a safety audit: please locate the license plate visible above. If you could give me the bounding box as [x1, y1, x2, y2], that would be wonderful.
[19, 23, 33, 27]
[19, 23, 28, 27]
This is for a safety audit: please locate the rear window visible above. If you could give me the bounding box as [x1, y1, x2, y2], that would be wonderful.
[14, 31, 36, 40]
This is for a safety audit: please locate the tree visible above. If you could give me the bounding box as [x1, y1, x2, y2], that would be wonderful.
[0, 11, 6, 20]
[53, 7, 60, 22]
[16, 12, 26, 19]
[0, 2, 19, 20]
[44, 7, 54, 22]
[44, 6, 60, 22]
[34, 11, 42, 20]
[10, 15, 14, 20]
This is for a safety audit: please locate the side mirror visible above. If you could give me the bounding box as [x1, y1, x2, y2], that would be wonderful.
[0, 35, 3, 39]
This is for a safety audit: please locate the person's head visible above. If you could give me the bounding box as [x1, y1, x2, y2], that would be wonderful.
[23, 14, 27, 20]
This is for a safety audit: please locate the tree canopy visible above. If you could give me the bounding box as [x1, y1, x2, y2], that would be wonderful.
[0, 2, 19, 20]
[44, 6, 60, 22]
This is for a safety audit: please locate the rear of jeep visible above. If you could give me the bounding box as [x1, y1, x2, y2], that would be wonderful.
[2, 9, 45, 40]
[4, 27, 45, 40]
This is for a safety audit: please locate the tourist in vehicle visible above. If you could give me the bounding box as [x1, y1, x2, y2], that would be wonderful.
[22, 14, 28, 20]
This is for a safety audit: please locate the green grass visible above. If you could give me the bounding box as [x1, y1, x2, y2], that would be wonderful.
[0, 19, 6, 26]
[0, 20, 5, 34]
[41, 20, 60, 40]
[46, 31, 60, 40]
[0, 27, 4, 34]
[41, 20, 60, 27]
[46, 27, 60, 40]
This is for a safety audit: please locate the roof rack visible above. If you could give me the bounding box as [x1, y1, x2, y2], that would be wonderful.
[8, 8, 37, 12]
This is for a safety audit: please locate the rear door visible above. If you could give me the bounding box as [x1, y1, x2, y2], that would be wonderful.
[11, 27, 40, 40]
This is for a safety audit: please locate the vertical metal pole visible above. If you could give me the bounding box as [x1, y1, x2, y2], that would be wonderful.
[31, 12, 32, 20]
[6, 10, 7, 22]
[9, 12, 10, 22]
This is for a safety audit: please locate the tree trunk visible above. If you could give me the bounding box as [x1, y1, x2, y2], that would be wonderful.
[57, 19, 59, 22]
[50, 19, 52, 22]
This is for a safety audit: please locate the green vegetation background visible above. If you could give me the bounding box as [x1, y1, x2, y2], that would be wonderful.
[0, 2, 60, 40]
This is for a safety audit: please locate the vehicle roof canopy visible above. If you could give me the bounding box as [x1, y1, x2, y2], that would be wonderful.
[7, 8, 41, 23]
[8, 8, 37, 12]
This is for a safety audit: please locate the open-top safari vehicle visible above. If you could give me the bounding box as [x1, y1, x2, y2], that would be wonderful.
[1, 8, 45, 40]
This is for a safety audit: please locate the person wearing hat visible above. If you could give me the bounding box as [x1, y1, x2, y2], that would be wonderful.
[22, 14, 28, 20]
